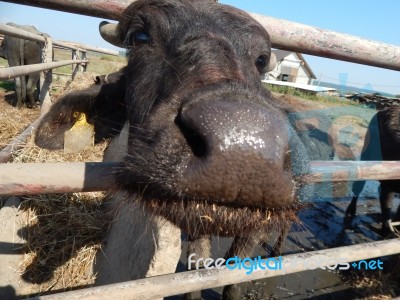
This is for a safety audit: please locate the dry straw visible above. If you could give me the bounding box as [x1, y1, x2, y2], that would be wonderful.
[1, 72, 111, 296]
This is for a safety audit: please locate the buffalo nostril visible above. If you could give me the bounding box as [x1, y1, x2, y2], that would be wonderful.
[175, 113, 207, 157]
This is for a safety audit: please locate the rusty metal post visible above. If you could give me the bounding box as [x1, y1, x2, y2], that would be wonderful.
[27, 238, 400, 300]
[1, 0, 131, 20]
[250, 13, 400, 72]
[0, 162, 117, 195]
[3, 1, 400, 71]
[2, 161, 400, 195]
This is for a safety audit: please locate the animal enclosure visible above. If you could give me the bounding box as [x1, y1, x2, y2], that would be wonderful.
[1, 0, 400, 299]
[0, 23, 120, 162]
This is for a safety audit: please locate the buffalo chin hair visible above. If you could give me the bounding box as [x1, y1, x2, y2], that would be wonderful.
[129, 195, 304, 237]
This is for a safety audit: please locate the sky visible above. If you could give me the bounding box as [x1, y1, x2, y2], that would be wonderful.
[1, 0, 400, 95]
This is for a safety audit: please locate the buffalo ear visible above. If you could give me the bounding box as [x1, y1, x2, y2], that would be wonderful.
[35, 90, 95, 149]
[35, 71, 127, 150]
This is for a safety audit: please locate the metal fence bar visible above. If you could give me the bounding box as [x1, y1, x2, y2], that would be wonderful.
[62, 42, 119, 56]
[2, 0, 400, 71]
[0, 162, 117, 195]
[0, 24, 89, 53]
[53, 40, 86, 52]
[0, 59, 89, 80]
[2, 161, 400, 196]
[249, 13, 400, 72]
[28, 238, 400, 300]
[77, 44, 119, 55]
[0, 24, 118, 56]
[0, 23, 46, 43]
[1, 0, 128, 20]
[307, 161, 400, 183]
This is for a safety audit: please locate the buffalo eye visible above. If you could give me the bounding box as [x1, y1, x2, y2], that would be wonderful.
[255, 54, 269, 73]
[125, 29, 150, 46]
[134, 31, 150, 43]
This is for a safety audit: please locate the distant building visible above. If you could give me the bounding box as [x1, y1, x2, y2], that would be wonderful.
[265, 50, 317, 84]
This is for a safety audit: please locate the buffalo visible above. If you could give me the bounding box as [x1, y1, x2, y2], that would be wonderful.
[35, 0, 332, 298]
[1, 23, 50, 108]
[345, 107, 400, 236]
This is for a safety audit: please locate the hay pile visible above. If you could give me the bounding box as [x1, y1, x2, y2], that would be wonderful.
[51, 72, 99, 101]
[19, 191, 107, 293]
[344, 255, 400, 299]
[0, 72, 111, 296]
[0, 90, 39, 149]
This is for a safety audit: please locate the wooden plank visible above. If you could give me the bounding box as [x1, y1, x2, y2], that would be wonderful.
[29, 238, 400, 300]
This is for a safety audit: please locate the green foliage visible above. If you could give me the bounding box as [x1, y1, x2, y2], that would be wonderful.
[0, 57, 8, 67]
[0, 80, 15, 91]
[264, 83, 360, 106]
[99, 55, 126, 62]
[265, 83, 319, 100]
[52, 48, 126, 75]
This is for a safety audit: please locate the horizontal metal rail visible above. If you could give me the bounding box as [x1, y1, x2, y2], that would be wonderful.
[2, 0, 400, 71]
[308, 161, 400, 182]
[0, 23, 47, 43]
[0, 59, 88, 80]
[77, 44, 119, 55]
[0, 0, 127, 20]
[62, 42, 119, 56]
[0, 24, 114, 54]
[250, 13, 400, 72]
[53, 40, 86, 52]
[28, 238, 400, 300]
[0, 162, 116, 195]
[1, 161, 400, 196]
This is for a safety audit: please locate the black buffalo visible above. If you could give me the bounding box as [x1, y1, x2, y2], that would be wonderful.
[345, 107, 400, 235]
[35, 0, 332, 298]
[1, 23, 50, 108]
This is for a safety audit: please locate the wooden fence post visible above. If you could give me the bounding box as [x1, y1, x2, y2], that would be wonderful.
[71, 49, 79, 80]
[72, 49, 87, 80]
[39, 35, 53, 116]
[81, 50, 87, 72]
